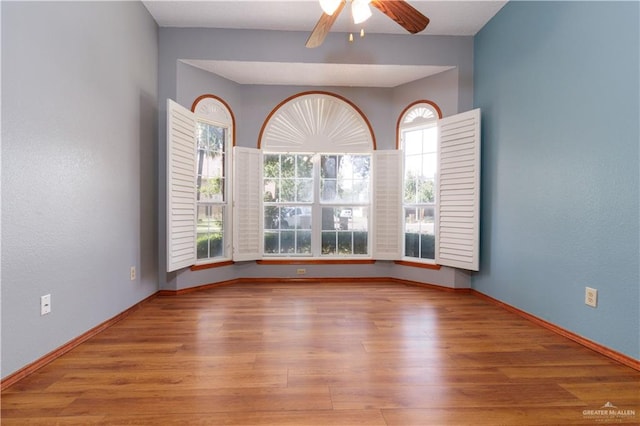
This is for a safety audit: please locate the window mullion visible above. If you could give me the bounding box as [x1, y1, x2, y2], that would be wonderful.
[311, 154, 322, 257]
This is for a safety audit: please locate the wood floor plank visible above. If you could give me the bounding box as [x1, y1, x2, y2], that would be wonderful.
[499, 364, 640, 382]
[1, 416, 106, 425]
[288, 366, 510, 387]
[58, 386, 334, 416]
[560, 382, 640, 405]
[382, 406, 639, 425]
[2, 281, 639, 425]
[81, 409, 387, 426]
[330, 383, 585, 410]
[44, 369, 289, 392]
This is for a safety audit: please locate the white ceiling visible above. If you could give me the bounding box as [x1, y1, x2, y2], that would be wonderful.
[143, 0, 508, 87]
[144, 0, 507, 36]
[181, 60, 456, 87]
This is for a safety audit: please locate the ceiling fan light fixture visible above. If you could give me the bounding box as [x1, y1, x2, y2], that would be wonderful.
[307, 0, 429, 48]
[319, 0, 341, 16]
[351, 0, 372, 24]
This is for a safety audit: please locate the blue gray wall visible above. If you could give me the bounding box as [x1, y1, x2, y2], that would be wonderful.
[1, 1, 159, 378]
[473, 1, 639, 359]
[160, 28, 475, 291]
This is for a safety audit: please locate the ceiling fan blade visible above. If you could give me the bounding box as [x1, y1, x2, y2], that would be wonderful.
[306, 0, 347, 48]
[371, 0, 430, 34]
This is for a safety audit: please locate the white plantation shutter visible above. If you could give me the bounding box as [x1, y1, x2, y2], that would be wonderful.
[233, 147, 263, 261]
[166, 99, 197, 272]
[436, 109, 481, 271]
[372, 150, 403, 259]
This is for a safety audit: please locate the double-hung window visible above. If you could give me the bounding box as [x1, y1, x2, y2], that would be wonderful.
[261, 152, 372, 258]
[263, 153, 314, 255]
[400, 104, 439, 261]
[195, 120, 228, 260]
[319, 154, 370, 256]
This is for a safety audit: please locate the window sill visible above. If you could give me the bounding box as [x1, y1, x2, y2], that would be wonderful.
[257, 259, 376, 265]
[394, 260, 441, 270]
[190, 259, 439, 269]
[190, 260, 235, 271]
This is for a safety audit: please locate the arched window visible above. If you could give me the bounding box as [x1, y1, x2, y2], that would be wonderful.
[398, 101, 442, 262]
[396, 102, 481, 271]
[256, 92, 375, 258]
[191, 95, 234, 263]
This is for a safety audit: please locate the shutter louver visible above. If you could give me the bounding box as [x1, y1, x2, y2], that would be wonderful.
[436, 109, 481, 271]
[166, 99, 197, 272]
[372, 150, 403, 259]
[233, 147, 263, 261]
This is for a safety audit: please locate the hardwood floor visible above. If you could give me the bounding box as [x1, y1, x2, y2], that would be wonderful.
[2, 281, 639, 425]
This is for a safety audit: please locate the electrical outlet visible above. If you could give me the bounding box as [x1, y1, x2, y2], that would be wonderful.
[585, 287, 597, 308]
[41, 294, 51, 316]
[130, 266, 136, 281]
[296, 268, 306, 275]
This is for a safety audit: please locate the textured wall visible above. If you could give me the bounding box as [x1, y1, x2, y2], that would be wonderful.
[1, 1, 159, 378]
[473, 1, 639, 359]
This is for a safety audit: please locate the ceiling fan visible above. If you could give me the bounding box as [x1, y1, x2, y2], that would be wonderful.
[306, 0, 430, 48]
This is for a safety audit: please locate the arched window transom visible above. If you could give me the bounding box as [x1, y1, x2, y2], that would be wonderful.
[260, 92, 374, 152]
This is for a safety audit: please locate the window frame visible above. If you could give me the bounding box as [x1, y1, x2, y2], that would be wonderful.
[193, 118, 231, 264]
[258, 91, 375, 260]
[261, 151, 373, 259]
[191, 95, 235, 266]
[398, 101, 442, 265]
[263, 152, 315, 257]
